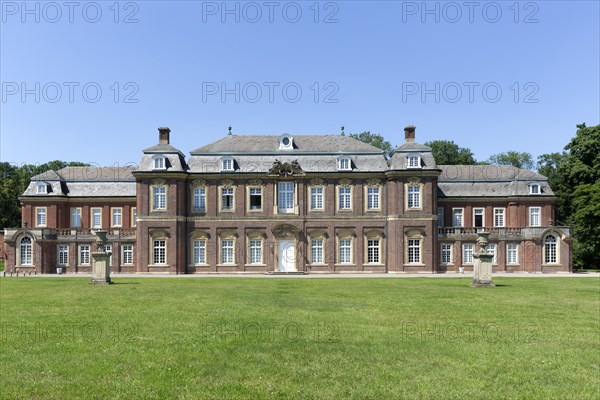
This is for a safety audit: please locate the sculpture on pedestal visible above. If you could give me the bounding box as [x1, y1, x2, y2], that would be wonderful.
[472, 232, 495, 287]
[90, 230, 112, 285]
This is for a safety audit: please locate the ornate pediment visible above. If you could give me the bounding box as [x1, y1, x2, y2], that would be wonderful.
[309, 178, 325, 186]
[192, 179, 207, 187]
[268, 159, 304, 177]
[366, 178, 381, 186]
[247, 179, 263, 187]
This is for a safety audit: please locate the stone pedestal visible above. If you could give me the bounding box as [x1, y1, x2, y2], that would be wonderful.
[91, 252, 112, 285]
[472, 231, 495, 287]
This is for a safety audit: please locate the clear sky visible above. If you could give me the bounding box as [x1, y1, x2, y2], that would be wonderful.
[1, 0, 599, 167]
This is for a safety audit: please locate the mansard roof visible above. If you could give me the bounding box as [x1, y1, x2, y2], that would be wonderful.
[438, 165, 554, 197]
[23, 167, 136, 197]
[191, 135, 384, 154]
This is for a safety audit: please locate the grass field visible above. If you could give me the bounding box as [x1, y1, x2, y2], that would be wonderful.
[0, 277, 598, 399]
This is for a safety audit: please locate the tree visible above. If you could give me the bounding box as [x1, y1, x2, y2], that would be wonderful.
[571, 182, 600, 268]
[486, 151, 535, 170]
[424, 140, 477, 165]
[349, 131, 393, 158]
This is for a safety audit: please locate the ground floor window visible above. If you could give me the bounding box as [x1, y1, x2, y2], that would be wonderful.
[441, 243, 452, 264]
[20, 237, 33, 265]
[544, 235, 557, 264]
[122, 244, 134, 265]
[367, 239, 380, 264]
[311, 239, 324, 264]
[79, 244, 90, 265]
[249, 240, 263, 264]
[193, 240, 206, 265]
[463, 244, 474, 264]
[507, 243, 519, 264]
[407, 239, 421, 264]
[339, 239, 352, 263]
[153, 240, 166, 265]
[58, 244, 69, 265]
[221, 239, 234, 264]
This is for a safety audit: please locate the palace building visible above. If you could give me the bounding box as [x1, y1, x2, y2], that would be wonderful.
[2, 126, 572, 274]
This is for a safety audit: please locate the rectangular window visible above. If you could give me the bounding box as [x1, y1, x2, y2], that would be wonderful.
[79, 244, 90, 265]
[310, 187, 324, 210]
[193, 187, 206, 212]
[111, 208, 122, 227]
[221, 187, 234, 210]
[153, 186, 166, 210]
[311, 239, 324, 264]
[278, 182, 295, 213]
[122, 244, 134, 265]
[529, 207, 541, 227]
[507, 243, 518, 264]
[36, 207, 47, 227]
[222, 159, 233, 171]
[441, 243, 452, 264]
[473, 208, 484, 228]
[71, 208, 82, 228]
[104, 244, 113, 266]
[339, 239, 351, 263]
[485, 243, 497, 264]
[437, 207, 444, 228]
[407, 156, 421, 168]
[408, 239, 421, 264]
[452, 208, 464, 227]
[367, 239, 380, 263]
[463, 244, 474, 264]
[367, 187, 380, 210]
[249, 188, 262, 210]
[494, 208, 505, 227]
[131, 207, 137, 227]
[249, 240, 262, 264]
[338, 187, 351, 210]
[91, 208, 102, 229]
[221, 240, 234, 264]
[338, 158, 351, 171]
[153, 240, 166, 265]
[193, 240, 206, 265]
[407, 185, 421, 209]
[58, 245, 69, 265]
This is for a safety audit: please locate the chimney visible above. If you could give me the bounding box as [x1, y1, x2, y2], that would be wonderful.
[404, 125, 416, 143]
[158, 127, 170, 144]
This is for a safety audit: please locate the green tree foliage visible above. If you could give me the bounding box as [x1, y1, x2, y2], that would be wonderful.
[349, 131, 393, 158]
[0, 161, 89, 228]
[486, 151, 535, 170]
[571, 182, 600, 268]
[424, 140, 477, 165]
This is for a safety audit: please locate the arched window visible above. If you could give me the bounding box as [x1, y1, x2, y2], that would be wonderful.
[20, 237, 33, 265]
[544, 234, 558, 264]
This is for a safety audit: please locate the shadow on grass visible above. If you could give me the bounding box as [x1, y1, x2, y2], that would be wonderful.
[110, 282, 140, 285]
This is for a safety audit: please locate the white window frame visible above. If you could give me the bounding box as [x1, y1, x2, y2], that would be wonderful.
[104, 244, 113, 266]
[407, 239, 421, 264]
[20, 237, 33, 266]
[473, 208, 485, 228]
[131, 207, 137, 227]
[311, 239, 324, 264]
[338, 186, 352, 210]
[452, 208, 464, 227]
[463, 244, 474, 264]
[152, 156, 166, 170]
[221, 239, 235, 265]
[507, 243, 519, 264]
[220, 186, 235, 211]
[71, 207, 82, 228]
[152, 185, 167, 211]
[530, 183, 541, 195]
[441, 243, 453, 265]
[544, 234, 558, 264]
[248, 187, 263, 212]
[366, 186, 380, 210]
[437, 207, 444, 228]
[79, 244, 91, 266]
[122, 244, 134, 265]
[529, 207, 541, 227]
[153, 239, 167, 265]
[277, 182, 295, 214]
[310, 186, 324, 211]
[494, 208, 505, 227]
[193, 239, 206, 265]
[58, 244, 69, 265]
[367, 238, 381, 264]
[407, 155, 421, 169]
[91, 207, 102, 229]
[338, 238, 352, 264]
[221, 157, 234, 172]
[338, 157, 352, 171]
[111, 207, 122, 227]
[407, 184, 421, 209]
[249, 239, 263, 264]
[193, 187, 207, 212]
[36, 207, 47, 227]
[485, 243, 498, 264]
[36, 182, 47, 194]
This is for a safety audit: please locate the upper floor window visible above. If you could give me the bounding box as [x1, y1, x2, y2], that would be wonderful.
[529, 183, 541, 195]
[278, 182, 295, 213]
[529, 207, 541, 227]
[367, 187, 380, 210]
[279, 134, 294, 150]
[221, 157, 234, 172]
[407, 184, 421, 209]
[111, 208, 122, 227]
[494, 208, 505, 227]
[338, 186, 352, 210]
[437, 207, 444, 228]
[310, 187, 324, 210]
[152, 185, 167, 210]
[36, 182, 48, 194]
[71, 208, 82, 228]
[131, 207, 137, 227]
[407, 155, 421, 169]
[91, 208, 102, 229]
[453, 208, 464, 227]
[152, 156, 166, 170]
[193, 187, 206, 212]
[221, 187, 234, 210]
[36, 207, 47, 227]
[338, 157, 352, 171]
[473, 208, 485, 228]
[249, 188, 262, 211]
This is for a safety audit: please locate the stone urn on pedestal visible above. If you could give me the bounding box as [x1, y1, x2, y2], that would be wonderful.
[91, 230, 112, 285]
[472, 231, 495, 287]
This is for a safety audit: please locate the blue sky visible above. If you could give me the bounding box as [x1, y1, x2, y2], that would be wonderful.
[1, 0, 599, 167]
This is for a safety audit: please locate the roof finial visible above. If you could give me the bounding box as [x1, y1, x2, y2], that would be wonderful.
[228, 126, 232, 135]
[340, 126, 345, 136]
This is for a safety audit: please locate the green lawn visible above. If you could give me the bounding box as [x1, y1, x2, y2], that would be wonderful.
[0, 260, 4, 272]
[0, 277, 598, 399]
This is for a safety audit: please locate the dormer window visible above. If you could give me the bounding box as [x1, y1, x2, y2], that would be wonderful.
[338, 157, 352, 171]
[36, 182, 48, 194]
[221, 157, 235, 172]
[279, 134, 294, 150]
[407, 155, 421, 169]
[530, 183, 541, 195]
[153, 155, 166, 170]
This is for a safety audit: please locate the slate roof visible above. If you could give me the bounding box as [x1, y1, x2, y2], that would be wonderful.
[23, 167, 136, 197]
[388, 142, 438, 170]
[437, 165, 554, 197]
[191, 135, 384, 154]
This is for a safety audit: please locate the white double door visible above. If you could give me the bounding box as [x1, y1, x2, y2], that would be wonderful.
[278, 240, 296, 272]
